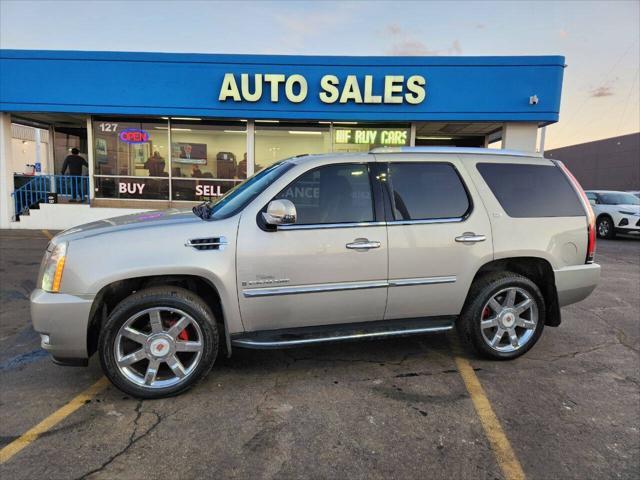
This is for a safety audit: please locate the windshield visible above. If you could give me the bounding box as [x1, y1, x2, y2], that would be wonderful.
[201, 161, 294, 220]
[599, 192, 640, 206]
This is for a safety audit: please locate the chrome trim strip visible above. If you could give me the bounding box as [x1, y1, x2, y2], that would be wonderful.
[387, 218, 464, 226]
[389, 276, 456, 287]
[369, 146, 542, 158]
[243, 276, 455, 297]
[243, 280, 387, 298]
[232, 324, 454, 347]
[278, 221, 386, 231]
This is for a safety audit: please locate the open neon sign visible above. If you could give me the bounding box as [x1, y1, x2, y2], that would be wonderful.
[119, 128, 149, 144]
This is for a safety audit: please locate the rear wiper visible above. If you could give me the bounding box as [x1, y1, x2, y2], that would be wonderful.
[192, 201, 214, 220]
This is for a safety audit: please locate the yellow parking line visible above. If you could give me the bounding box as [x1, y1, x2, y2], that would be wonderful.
[41, 229, 53, 240]
[0, 377, 109, 464]
[454, 354, 526, 480]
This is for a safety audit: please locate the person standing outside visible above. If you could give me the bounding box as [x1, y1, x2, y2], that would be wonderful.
[61, 148, 88, 202]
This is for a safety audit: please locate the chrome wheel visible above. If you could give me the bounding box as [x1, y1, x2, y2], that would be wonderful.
[114, 307, 204, 389]
[598, 218, 610, 237]
[480, 287, 538, 353]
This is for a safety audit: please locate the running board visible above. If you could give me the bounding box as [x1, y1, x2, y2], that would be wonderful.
[231, 316, 455, 349]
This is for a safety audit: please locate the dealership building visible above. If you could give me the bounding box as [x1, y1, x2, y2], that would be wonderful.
[0, 50, 565, 229]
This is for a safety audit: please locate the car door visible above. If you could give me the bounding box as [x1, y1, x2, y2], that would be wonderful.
[236, 161, 388, 332]
[379, 156, 493, 320]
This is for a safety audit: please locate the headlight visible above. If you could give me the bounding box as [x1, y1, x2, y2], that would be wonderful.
[41, 242, 67, 293]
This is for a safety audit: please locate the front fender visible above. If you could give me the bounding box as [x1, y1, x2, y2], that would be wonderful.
[60, 218, 244, 336]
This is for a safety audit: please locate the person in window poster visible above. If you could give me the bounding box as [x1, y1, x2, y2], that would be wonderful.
[180, 144, 193, 160]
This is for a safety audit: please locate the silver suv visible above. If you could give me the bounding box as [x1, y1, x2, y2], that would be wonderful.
[31, 147, 601, 398]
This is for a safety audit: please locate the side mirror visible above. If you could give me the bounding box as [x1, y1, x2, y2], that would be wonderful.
[263, 199, 297, 226]
[589, 199, 596, 206]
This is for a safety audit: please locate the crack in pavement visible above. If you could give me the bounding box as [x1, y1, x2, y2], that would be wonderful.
[73, 401, 166, 480]
[575, 305, 639, 354]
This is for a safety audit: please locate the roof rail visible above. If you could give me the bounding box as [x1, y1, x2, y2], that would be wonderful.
[369, 146, 541, 158]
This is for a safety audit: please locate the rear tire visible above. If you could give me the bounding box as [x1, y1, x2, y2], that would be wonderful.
[99, 286, 218, 399]
[596, 215, 616, 239]
[457, 272, 545, 360]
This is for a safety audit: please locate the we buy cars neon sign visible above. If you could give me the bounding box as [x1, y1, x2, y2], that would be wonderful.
[119, 128, 149, 144]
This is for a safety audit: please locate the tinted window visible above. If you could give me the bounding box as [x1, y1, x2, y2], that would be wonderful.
[477, 163, 584, 217]
[599, 192, 640, 206]
[389, 163, 470, 220]
[275, 164, 373, 225]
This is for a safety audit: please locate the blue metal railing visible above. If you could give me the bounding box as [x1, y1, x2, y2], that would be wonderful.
[12, 175, 90, 219]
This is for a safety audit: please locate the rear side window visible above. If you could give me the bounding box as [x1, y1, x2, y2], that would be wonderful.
[389, 163, 470, 220]
[477, 163, 584, 217]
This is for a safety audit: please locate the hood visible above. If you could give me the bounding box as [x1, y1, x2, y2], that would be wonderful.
[617, 204, 640, 213]
[53, 208, 202, 243]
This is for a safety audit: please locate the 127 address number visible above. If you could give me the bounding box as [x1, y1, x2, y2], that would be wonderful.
[99, 123, 119, 132]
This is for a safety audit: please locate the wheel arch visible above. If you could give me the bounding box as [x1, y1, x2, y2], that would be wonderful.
[87, 274, 232, 358]
[469, 256, 561, 326]
[596, 212, 614, 223]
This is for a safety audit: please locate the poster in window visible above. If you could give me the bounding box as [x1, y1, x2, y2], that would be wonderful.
[172, 142, 207, 164]
[95, 137, 109, 164]
[131, 143, 151, 166]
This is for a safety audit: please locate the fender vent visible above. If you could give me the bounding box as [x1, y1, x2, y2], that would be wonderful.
[186, 236, 227, 251]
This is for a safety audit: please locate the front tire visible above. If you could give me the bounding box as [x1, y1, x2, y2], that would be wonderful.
[99, 286, 218, 399]
[597, 215, 616, 239]
[457, 272, 545, 360]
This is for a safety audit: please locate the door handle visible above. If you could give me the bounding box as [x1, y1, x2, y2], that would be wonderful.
[455, 233, 486, 243]
[346, 239, 381, 250]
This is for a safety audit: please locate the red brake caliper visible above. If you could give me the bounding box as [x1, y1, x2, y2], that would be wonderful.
[482, 307, 491, 319]
[167, 319, 190, 341]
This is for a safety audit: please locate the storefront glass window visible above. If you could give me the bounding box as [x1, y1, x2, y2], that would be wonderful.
[93, 117, 169, 200]
[255, 122, 331, 172]
[170, 120, 246, 202]
[332, 124, 410, 153]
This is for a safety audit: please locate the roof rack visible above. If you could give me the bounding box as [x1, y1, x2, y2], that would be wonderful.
[369, 146, 541, 158]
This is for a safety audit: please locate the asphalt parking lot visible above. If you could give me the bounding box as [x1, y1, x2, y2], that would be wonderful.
[0, 230, 638, 480]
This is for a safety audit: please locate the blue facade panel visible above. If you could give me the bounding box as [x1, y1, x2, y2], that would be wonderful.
[0, 50, 565, 122]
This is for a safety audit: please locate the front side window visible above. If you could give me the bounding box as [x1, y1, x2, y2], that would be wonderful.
[388, 163, 470, 220]
[275, 164, 374, 225]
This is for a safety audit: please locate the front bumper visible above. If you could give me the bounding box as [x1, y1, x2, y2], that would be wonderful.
[554, 263, 601, 307]
[30, 289, 94, 362]
[615, 215, 640, 234]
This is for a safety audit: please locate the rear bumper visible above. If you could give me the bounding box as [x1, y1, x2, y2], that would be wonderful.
[554, 263, 601, 307]
[30, 289, 94, 362]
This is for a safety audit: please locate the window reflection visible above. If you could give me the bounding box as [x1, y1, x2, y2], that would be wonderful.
[255, 123, 331, 171]
[170, 121, 247, 181]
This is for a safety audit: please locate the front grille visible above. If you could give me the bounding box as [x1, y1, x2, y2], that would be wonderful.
[186, 237, 227, 251]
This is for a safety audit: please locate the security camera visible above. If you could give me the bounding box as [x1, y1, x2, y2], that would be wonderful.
[529, 95, 539, 105]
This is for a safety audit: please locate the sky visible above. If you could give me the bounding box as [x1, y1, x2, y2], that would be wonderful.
[1, 0, 638, 149]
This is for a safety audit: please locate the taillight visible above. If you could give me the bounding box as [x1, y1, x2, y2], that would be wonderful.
[555, 160, 596, 263]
